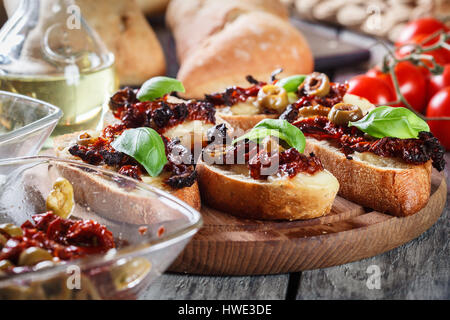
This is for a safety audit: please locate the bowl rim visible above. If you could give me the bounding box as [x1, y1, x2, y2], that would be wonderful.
[0, 156, 203, 286]
[0, 90, 63, 144]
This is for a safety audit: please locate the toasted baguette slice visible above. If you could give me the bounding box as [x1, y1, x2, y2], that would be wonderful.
[102, 94, 234, 150]
[304, 138, 432, 217]
[214, 101, 278, 133]
[197, 161, 339, 220]
[103, 109, 216, 151]
[219, 114, 277, 133]
[53, 131, 201, 211]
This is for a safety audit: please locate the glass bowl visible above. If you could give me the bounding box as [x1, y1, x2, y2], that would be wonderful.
[0, 91, 62, 158]
[0, 156, 202, 300]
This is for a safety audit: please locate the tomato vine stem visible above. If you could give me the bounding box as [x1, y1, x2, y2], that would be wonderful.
[376, 30, 450, 121]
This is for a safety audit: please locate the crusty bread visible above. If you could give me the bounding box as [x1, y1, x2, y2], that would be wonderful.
[78, 0, 166, 86]
[196, 161, 339, 220]
[56, 162, 194, 225]
[219, 114, 278, 134]
[167, 1, 313, 98]
[102, 105, 235, 151]
[53, 132, 201, 212]
[304, 138, 432, 217]
[102, 109, 216, 151]
[167, 0, 289, 63]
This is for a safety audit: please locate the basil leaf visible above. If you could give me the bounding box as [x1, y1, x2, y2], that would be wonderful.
[233, 128, 287, 145]
[137, 76, 185, 102]
[276, 75, 306, 93]
[348, 106, 430, 139]
[233, 119, 306, 153]
[111, 128, 167, 177]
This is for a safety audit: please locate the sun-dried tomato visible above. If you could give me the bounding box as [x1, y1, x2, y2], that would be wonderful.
[293, 116, 445, 170]
[109, 87, 137, 115]
[0, 213, 115, 272]
[205, 85, 263, 106]
[118, 165, 142, 181]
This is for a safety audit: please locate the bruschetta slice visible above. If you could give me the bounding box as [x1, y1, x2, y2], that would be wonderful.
[197, 120, 339, 220]
[204, 75, 288, 132]
[54, 129, 201, 211]
[103, 87, 232, 151]
[279, 73, 446, 216]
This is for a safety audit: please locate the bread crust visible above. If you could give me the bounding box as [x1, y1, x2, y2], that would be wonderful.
[56, 162, 196, 225]
[304, 138, 432, 217]
[219, 114, 278, 133]
[53, 132, 201, 212]
[167, 0, 289, 63]
[196, 161, 339, 220]
[171, 10, 313, 98]
[78, 0, 166, 86]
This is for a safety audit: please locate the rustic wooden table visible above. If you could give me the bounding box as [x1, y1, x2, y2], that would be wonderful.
[140, 153, 450, 300]
[143, 17, 449, 300]
[142, 154, 448, 300]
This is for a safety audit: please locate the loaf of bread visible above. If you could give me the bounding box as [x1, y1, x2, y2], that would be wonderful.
[78, 0, 166, 86]
[167, 0, 313, 98]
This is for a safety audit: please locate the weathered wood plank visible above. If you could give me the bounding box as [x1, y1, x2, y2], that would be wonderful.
[295, 154, 450, 300]
[142, 274, 289, 300]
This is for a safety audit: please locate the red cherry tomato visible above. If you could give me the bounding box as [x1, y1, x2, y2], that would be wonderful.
[395, 18, 449, 47]
[347, 75, 395, 105]
[365, 62, 428, 113]
[429, 64, 450, 99]
[426, 87, 450, 150]
[366, 67, 392, 85]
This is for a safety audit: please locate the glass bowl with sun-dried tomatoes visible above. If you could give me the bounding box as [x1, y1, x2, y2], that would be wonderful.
[0, 156, 202, 300]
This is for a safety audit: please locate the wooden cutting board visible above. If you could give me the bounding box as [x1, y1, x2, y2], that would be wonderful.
[169, 170, 447, 275]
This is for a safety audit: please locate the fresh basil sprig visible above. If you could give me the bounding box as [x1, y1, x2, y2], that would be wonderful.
[233, 119, 306, 153]
[137, 76, 185, 102]
[348, 106, 430, 139]
[276, 75, 306, 93]
[111, 128, 167, 177]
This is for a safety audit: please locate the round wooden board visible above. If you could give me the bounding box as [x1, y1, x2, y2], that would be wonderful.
[169, 170, 447, 275]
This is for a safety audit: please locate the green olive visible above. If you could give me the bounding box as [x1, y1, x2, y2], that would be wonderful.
[33, 260, 55, 271]
[256, 85, 289, 113]
[298, 105, 331, 118]
[0, 260, 13, 271]
[76, 132, 97, 146]
[18, 247, 53, 266]
[111, 258, 152, 291]
[46, 178, 74, 219]
[328, 103, 364, 126]
[0, 223, 23, 237]
[300, 72, 330, 97]
[0, 233, 7, 248]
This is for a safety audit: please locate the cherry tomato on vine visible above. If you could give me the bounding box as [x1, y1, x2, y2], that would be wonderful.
[395, 18, 449, 47]
[395, 34, 450, 74]
[429, 64, 450, 100]
[426, 87, 450, 150]
[347, 75, 395, 105]
[365, 62, 428, 113]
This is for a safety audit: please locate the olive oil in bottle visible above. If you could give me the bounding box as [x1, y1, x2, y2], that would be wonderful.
[0, 0, 119, 137]
[0, 65, 118, 136]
